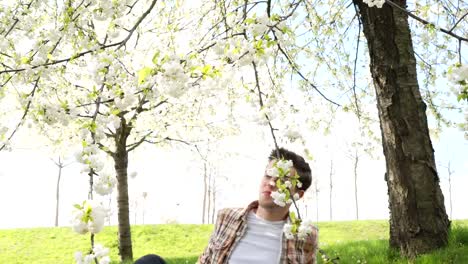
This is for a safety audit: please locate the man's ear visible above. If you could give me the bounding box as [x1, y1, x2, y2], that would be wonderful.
[298, 190, 305, 199]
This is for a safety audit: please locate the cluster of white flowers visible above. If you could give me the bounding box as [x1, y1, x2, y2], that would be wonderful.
[271, 191, 288, 207]
[283, 223, 295, 239]
[267, 159, 301, 207]
[113, 92, 137, 112]
[363, 0, 385, 8]
[284, 125, 302, 142]
[72, 200, 108, 235]
[94, 172, 116, 196]
[75, 243, 111, 264]
[276, 159, 293, 173]
[154, 59, 190, 99]
[35, 103, 69, 126]
[75, 139, 105, 174]
[297, 220, 316, 240]
[252, 107, 277, 125]
[271, 190, 300, 207]
[448, 64, 468, 84]
[283, 219, 317, 240]
[267, 158, 313, 240]
[247, 14, 271, 37]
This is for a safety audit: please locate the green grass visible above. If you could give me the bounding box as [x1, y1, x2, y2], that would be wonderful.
[0, 220, 467, 264]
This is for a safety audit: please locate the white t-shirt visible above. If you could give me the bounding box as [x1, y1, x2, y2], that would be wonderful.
[228, 211, 285, 264]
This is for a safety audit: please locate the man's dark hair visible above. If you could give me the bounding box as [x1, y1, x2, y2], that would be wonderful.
[268, 147, 312, 191]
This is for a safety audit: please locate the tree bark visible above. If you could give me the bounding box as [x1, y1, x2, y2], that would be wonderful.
[353, 0, 450, 257]
[113, 117, 133, 262]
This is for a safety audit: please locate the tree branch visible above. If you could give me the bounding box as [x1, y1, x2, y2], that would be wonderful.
[386, 0, 468, 42]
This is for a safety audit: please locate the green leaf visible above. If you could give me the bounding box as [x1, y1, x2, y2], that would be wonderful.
[20, 57, 31, 64]
[110, 108, 120, 115]
[152, 51, 161, 64]
[245, 18, 256, 24]
[138, 67, 153, 85]
[290, 211, 296, 222]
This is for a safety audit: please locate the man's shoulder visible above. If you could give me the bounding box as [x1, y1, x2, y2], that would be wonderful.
[217, 207, 245, 221]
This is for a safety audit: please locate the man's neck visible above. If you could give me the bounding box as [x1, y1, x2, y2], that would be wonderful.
[255, 206, 289, 222]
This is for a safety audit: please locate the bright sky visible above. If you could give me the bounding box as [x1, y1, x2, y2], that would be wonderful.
[0, 113, 466, 229]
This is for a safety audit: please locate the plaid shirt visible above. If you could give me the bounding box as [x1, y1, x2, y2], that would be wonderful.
[198, 201, 318, 264]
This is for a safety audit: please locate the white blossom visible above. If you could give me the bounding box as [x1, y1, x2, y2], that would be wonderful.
[448, 65, 468, 84]
[363, 0, 385, 8]
[94, 173, 116, 196]
[108, 114, 121, 130]
[75, 244, 111, 264]
[71, 200, 108, 235]
[297, 181, 303, 188]
[283, 223, 295, 239]
[266, 167, 279, 178]
[276, 159, 293, 172]
[293, 193, 300, 201]
[99, 256, 111, 264]
[297, 220, 316, 240]
[93, 244, 110, 258]
[271, 191, 286, 207]
[285, 127, 302, 142]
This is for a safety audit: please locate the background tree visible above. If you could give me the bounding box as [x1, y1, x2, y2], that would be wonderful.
[51, 156, 73, 227]
[328, 159, 334, 221]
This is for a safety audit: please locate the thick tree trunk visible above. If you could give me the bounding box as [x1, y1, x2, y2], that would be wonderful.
[113, 119, 133, 262]
[353, 0, 450, 257]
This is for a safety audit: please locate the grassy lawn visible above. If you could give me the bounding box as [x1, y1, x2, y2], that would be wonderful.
[0, 220, 466, 263]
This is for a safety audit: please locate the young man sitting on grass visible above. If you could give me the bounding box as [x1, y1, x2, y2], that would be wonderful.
[197, 147, 318, 264]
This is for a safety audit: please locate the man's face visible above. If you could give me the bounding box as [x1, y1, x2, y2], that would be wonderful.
[258, 159, 298, 208]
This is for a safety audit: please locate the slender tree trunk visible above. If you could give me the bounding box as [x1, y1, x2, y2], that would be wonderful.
[211, 171, 216, 224]
[353, 150, 359, 220]
[207, 168, 212, 225]
[315, 180, 319, 223]
[202, 162, 207, 224]
[142, 192, 147, 225]
[329, 159, 333, 221]
[446, 162, 453, 220]
[354, 0, 449, 257]
[113, 118, 133, 262]
[55, 157, 63, 227]
[134, 200, 138, 225]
